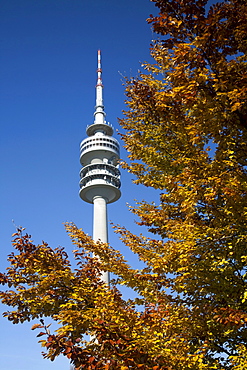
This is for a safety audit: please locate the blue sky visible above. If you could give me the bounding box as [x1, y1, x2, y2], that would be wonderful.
[0, 1, 159, 369]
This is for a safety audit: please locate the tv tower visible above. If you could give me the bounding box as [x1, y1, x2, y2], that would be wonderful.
[79, 50, 121, 284]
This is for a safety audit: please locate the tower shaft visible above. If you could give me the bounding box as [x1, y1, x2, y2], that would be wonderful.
[93, 195, 109, 284]
[93, 196, 108, 243]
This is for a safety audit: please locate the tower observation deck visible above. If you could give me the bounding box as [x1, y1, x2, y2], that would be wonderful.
[79, 50, 121, 284]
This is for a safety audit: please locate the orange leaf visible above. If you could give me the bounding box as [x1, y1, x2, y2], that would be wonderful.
[31, 323, 43, 330]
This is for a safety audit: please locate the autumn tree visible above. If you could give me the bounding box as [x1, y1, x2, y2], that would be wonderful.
[120, 0, 247, 367]
[1, 0, 247, 369]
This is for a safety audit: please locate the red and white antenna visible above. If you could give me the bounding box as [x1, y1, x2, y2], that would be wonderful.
[96, 49, 103, 87]
[94, 49, 105, 125]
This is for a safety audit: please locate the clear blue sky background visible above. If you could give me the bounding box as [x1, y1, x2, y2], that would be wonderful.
[0, 1, 159, 369]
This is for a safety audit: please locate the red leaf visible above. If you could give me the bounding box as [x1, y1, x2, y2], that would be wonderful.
[65, 346, 72, 354]
[36, 332, 46, 337]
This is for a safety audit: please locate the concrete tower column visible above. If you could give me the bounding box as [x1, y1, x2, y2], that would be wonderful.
[93, 196, 109, 284]
[93, 196, 108, 243]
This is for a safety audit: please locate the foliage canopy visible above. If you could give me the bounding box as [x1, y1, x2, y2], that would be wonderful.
[1, 0, 247, 369]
